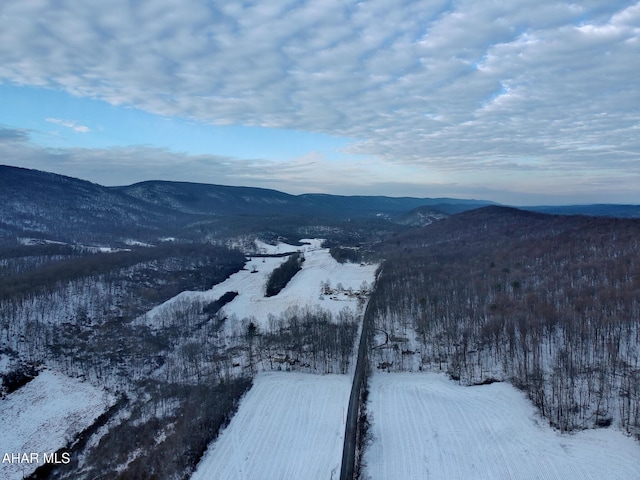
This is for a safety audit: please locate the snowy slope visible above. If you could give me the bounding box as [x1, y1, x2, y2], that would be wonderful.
[143, 239, 378, 331]
[364, 373, 640, 480]
[0, 370, 111, 480]
[191, 372, 351, 480]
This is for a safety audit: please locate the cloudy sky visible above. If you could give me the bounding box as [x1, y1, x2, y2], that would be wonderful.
[0, 0, 638, 205]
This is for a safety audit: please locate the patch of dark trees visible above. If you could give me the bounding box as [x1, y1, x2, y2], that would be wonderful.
[0, 243, 77, 261]
[202, 291, 238, 317]
[354, 375, 373, 480]
[369, 206, 640, 436]
[330, 246, 362, 264]
[0, 361, 40, 396]
[350, 323, 375, 480]
[265, 252, 304, 297]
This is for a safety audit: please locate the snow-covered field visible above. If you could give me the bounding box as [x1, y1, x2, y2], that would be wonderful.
[191, 372, 351, 480]
[144, 239, 378, 331]
[364, 373, 640, 480]
[0, 370, 112, 480]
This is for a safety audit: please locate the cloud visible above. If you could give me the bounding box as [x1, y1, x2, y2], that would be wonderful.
[2, 130, 638, 206]
[0, 0, 638, 200]
[0, 125, 29, 142]
[45, 118, 91, 133]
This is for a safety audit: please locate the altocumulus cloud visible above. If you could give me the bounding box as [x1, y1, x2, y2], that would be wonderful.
[0, 0, 638, 201]
[0, 125, 415, 195]
[0, 125, 274, 187]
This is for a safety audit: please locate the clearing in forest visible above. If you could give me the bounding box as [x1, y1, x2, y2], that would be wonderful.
[364, 373, 640, 480]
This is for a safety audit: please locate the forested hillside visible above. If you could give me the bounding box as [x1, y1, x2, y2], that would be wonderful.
[0, 243, 252, 479]
[369, 206, 640, 435]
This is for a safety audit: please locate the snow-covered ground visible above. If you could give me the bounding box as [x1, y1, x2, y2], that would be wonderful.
[0, 370, 112, 480]
[254, 239, 302, 255]
[0, 354, 10, 375]
[143, 239, 378, 331]
[17, 237, 68, 246]
[364, 373, 640, 480]
[191, 372, 351, 480]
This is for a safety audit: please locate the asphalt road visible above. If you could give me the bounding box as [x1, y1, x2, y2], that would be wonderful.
[339, 298, 372, 480]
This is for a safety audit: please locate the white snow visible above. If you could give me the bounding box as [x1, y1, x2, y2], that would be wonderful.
[364, 373, 640, 480]
[191, 372, 351, 480]
[0, 370, 112, 480]
[254, 239, 303, 254]
[143, 239, 378, 331]
[0, 354, 10, 375]
[123, 239, 154, 247]
[17, 238, 68, 246]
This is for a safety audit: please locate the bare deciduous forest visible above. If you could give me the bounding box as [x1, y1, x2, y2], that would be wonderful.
[0, 243, 254, 479]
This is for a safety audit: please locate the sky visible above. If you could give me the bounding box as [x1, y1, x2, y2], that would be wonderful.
[0, 0, 638, 205]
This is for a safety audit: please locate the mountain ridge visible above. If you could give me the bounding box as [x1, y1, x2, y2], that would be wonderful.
[3, 165, 639, 247]
[0, 165, 492, 244]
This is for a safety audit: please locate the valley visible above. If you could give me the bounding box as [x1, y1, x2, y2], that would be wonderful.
[1, 234, 378, 479]
[1, 166, 640, 479]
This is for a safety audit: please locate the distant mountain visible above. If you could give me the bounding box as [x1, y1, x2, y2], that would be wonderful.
[0, 165, 184, 244]
[296, 193, 493, 218]
[391, 205, 450, 227]
[117, 181, 493, 219]
[524, 204, 640, 218]
[116, 181, 301, 216]
[0, 165, 494, 245]
[10, 165, 638, 249]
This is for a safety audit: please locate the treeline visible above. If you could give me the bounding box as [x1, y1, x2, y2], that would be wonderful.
[369, 207, 640, 435]
[0, 243, 82, 279]
[265, 252, 304, 296]
[0, 243, 77, 258]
